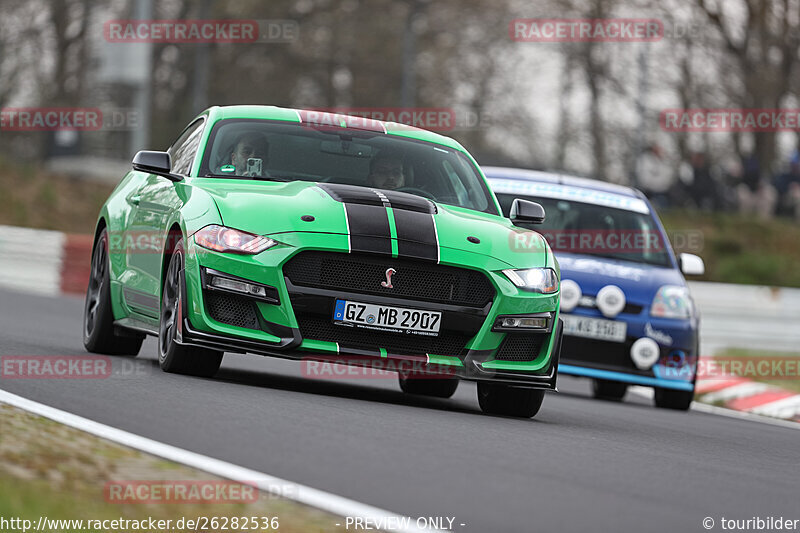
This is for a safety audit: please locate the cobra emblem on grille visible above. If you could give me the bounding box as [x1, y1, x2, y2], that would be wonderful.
[381, 268, 396, 289]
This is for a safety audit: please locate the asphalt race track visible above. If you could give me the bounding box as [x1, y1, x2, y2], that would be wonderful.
[0, 288, 797, 533]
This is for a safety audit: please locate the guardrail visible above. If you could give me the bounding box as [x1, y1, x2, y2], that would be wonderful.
[689, 281, 800, 355]
[0, 226, 66, 296]
[0, 225, 91, 297]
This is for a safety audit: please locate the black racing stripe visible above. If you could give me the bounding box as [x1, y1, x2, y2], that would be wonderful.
[345, 203, 392, 255]
[382, 190, 436, 214]
[319, 182, 437, 258]
[317, 183, 435, 213]
[393, 209, 438, 262]
[318, 183, 383, 206]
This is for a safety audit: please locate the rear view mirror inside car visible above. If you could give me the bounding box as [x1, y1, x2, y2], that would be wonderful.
[320, 140, 374, 158]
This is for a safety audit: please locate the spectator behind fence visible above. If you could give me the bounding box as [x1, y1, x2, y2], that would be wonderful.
[737, 153, 776, 220]
[680, 152, 722, 211]
[773, 153, 800, 220]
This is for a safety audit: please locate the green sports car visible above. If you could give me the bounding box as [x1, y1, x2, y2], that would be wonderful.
[82, 105, 562, 417]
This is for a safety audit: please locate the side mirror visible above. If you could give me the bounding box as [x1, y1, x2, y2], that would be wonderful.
[132, 150, 182, 182]
[510, 198, 546, 225]
[679, 253, 705, 276]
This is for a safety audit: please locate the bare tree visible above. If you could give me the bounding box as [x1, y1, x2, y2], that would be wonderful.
[695, 0, 800, 171]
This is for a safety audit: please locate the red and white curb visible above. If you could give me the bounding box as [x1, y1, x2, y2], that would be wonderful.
[0, 225, 92, 296]
[693, 370, 800, 423]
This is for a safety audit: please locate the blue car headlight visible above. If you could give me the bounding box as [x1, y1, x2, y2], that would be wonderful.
[650, 285, 693, 319]
[502, 268, 559, 294]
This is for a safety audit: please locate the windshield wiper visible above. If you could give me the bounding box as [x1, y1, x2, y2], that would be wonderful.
[251, 175, 292, 182]
[202, 173, 291, 182]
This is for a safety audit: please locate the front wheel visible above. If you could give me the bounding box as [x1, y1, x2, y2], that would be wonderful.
[158, 239, 222, 378]
[653, 387, 694, 410]
[477, 382, 545, 418]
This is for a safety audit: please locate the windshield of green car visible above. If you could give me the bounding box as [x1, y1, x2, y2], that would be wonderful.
[494, 193, 671, 267]
[198, 119, 497, 215]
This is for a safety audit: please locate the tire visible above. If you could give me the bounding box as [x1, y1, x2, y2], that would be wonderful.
[398, 372, 459, 398]
[83, 229, 144, 356]
[591, 379, 628, 401]
[158, 239, 223, 378]
[654, 387, 694, 410]
[477, 382, 545, 418]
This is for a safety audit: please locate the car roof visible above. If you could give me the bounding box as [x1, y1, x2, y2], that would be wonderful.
[200, 105, 467, 154]
[483, 166, 652, 214]
[482, 166, 641, 198]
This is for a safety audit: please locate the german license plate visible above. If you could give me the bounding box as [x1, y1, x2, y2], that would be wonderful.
[562, 314, 627, 343]
[333, 300, 441, 336]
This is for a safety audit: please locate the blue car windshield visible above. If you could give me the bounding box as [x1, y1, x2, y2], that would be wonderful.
[198, 119, 497, 215]
[495, 193, 672, 267]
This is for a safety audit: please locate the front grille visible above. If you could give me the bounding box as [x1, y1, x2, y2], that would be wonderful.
[560, 336, 639, 371]
[284, 251, 495, 307]
[205, 292, 259, 330]
[296, 315, 472, 356]
[495, 334, 545, 362]
[622, 303, 644, 314]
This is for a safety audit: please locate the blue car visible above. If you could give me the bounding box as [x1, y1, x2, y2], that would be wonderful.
[484, 167, 705, 410]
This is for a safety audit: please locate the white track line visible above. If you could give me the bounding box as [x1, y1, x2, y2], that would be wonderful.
[628, 386, 800, 431]
[0, 389, 435, 533]
[690, 402, 800, 431]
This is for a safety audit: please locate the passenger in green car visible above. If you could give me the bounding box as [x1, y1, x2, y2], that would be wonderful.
[230, 132, 270, 177]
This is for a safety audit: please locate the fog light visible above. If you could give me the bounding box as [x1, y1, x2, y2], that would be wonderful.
[560, 279, 581, 312]
[496, 315, 549, 331]
[596, 285, 626, 318]
[501, 317, 521, 328]
[630, 337, 660, 370]
[519, 317, 548, 328]
[210, 275, 267, 298]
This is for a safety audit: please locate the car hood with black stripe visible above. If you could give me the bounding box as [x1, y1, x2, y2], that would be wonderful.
[193, 178, 553, 269]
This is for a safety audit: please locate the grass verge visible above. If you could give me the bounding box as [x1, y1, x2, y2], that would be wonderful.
[0, 157, 114, 234]
[0, 403, 348, 532]
[659, 209, 800, 288]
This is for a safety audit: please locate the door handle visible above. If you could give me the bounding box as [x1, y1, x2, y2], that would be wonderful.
[129, 195, 141, 206]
